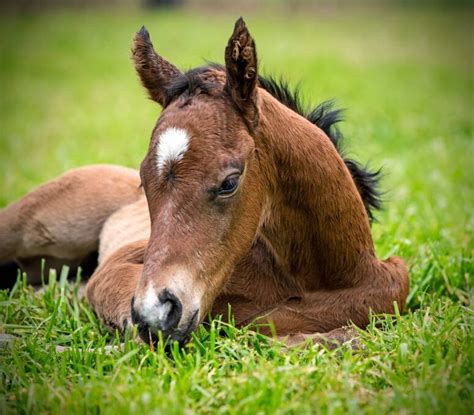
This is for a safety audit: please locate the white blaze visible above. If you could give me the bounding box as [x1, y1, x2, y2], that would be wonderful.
[156, 127, 190, 173]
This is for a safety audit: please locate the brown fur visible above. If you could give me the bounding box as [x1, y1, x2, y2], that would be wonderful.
[86, 240, 146, 332]
[98, 196, 150, 263]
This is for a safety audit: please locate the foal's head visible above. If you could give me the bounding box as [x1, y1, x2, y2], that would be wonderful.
[131, 19, 265, 344]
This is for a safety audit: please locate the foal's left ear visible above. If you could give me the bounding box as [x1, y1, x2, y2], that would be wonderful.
[225, 18, 259, 127]
[132, 26, 182, 107]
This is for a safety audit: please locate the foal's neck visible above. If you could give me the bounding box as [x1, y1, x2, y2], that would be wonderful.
[255, 90, 375, 288]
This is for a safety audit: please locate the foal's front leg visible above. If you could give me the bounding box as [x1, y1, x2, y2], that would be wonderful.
[86, 240, 146, 333]
[241, 257, 409, 348]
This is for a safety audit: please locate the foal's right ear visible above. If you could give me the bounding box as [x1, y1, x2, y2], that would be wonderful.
[225, 18, 259, 127]
[132, 26, 182, 107]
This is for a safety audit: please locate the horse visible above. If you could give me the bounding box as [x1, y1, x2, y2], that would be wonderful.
[0, 18, 409, 347]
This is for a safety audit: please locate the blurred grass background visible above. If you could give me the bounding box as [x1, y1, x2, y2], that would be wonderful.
[1, 2, 471, 261]
[0, 1, 473, 413]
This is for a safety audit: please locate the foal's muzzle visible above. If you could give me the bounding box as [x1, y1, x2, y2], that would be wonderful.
[131, 289, 198, 345]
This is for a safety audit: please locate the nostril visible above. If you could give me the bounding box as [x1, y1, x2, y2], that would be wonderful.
[157, 300, 173, 322]
[158, 289, 182, 331]
[130, 289, 183, 342]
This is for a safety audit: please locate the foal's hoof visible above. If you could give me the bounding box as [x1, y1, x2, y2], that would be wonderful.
[277, 327, 362, 350]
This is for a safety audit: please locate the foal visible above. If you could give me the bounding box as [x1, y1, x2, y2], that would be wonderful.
[1, 19, 409, 346]
[90, 19, 409, 344]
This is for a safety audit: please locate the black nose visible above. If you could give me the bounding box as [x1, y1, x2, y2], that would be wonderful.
[131, 289, 183, 343]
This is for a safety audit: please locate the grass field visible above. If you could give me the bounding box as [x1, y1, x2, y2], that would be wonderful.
[0, 4, 473, 414]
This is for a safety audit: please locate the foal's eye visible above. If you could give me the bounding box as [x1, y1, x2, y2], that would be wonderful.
[217, 174, 240, 197]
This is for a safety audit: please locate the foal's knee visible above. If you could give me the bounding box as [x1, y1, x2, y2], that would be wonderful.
[365, 255, 409, 317]
[86, 241, 146, 333]
[346, 255, 409, 330]
[381, 255, 409, 312]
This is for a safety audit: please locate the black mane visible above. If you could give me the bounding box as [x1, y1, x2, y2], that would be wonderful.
[165, 66, 382, 221]
[258, 75, 382, 221]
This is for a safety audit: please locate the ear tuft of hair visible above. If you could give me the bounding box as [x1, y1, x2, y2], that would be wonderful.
[226, 17, 257, 83]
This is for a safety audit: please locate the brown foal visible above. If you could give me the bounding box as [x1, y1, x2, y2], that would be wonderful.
[0, 19, 409, 347]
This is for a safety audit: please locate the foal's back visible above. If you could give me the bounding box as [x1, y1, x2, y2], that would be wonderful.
[0, 165, 142, 284]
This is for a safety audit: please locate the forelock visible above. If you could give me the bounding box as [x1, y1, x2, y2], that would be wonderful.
[163, 64, 226, 106]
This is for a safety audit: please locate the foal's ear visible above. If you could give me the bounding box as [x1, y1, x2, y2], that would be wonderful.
[132, 26, 182, 107]
[225, 18, 259, 126]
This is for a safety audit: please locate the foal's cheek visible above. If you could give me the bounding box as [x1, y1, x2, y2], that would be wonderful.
[195, 273, 226, 319]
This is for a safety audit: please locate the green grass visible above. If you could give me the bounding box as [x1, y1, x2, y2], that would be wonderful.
[0, 5, 473, 414]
